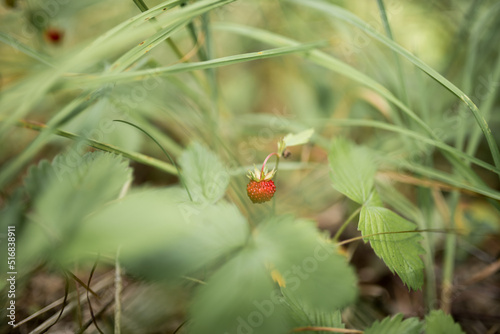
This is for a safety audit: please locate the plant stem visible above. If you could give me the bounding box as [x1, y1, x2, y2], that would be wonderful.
[333, 206, 361, 242]
[114, 248, 122, 334]
[261, 152, 280, 175]
[132, 0, 184, 59]
[114, 120, 193, 201]
[441, 192, 459, 313]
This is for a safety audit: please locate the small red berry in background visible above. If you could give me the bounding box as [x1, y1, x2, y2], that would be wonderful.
[45, 28, 64, 44]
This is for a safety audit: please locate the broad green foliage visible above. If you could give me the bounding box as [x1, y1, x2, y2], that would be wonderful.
[364, 314, 422, 334]
[3, 0, 499, 331]
[329, 139, 424, 289]
[53, 143, 243, 280]
[35, 152, 132, 227]
[15, 145, 247, 281]
[63, 189, 249, 279]
[329, 138, 376, 204]
[59, 187, 188, 263]
[179, 141, 230, 204]
[18, 152, 132, 270]
[189, 249, 288, 334]
[189, 215, 358, 334]
[359, 205, 424, 290]
[121, 200, 250, 279]
[254, 216, 358, 311]
[425, 310, 466, 334]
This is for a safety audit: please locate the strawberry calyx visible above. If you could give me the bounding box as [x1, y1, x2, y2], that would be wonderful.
[247, 166, 276, 182]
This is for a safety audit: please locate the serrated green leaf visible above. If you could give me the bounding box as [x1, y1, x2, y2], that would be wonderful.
[40, 151, 132, 226]
[189, 248, 289, 334]
[179, 142, 229, 204]
[18, 151, 132, 272]
[359, 205, 425, 290]
[59, 188, 188, 263]
[254, 216, 358, 311]
[364, 314, 422, 334]
[283, 129, 315, 147]
[425, 310, 466, 334]
[188, 215, 357, 334]
[329, 138, 376, 204]
[123, 200, 250, 279]
[283, 289, 344, 334]
[60, 188, 249, 279]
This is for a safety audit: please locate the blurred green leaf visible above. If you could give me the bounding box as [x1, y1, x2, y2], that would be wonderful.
[425, 310, 466, 334]
[364, 314, 422, 334]
[37, 152, 132, 226]
[329, 138, 376, 204]
[123, 200, 250, 279]
[189, 248, 289, 334]
[60, 187, 189, 263]
[23, 160, 54, 201]
[359, 203, 425, 290]
[61, 188, 249, 279]
[18, 151, 132, 270]
[283, 289, 344, 334]
[255, 216, 358, 311]
[283, 128, 315, 147]
[179, 142, 229, 204]
[189, 215, 357, 333]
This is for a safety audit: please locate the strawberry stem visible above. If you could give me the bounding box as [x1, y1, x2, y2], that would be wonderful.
[261, 152, 280, 177]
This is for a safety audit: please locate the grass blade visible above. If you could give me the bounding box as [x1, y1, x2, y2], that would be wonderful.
[290, 0, 500, 170]
[67, 43, 323, 86]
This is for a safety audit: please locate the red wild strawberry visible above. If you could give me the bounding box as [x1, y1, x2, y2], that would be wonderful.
[246, 167, 276, 204]
[247, 180, 276, 204]
[45, 28, 64, 44]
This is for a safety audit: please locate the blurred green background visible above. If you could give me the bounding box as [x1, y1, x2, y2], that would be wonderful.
[1, 0, 500, 333]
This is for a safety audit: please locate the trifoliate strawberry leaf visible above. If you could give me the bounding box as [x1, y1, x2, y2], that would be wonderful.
[60, 188, 188, 262]
[123, 200, 250, 279]
[179, 141, 229, 204]
[359, 203, 425, 290]
[425, 310, 466, 334]
[18, 151, 132, 271]
[329, 138, 376, 204]
[189, 248, 289, 334]
[364, 314, 422, 334]
[60, 189, 249, 280]
[254, 215, 358, 311]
